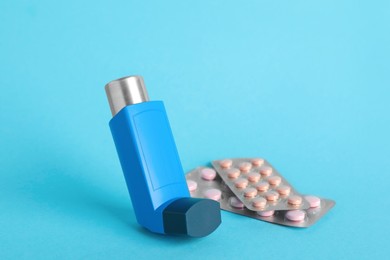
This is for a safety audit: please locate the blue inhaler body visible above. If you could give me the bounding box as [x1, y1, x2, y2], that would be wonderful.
[105, 76, 221, 237]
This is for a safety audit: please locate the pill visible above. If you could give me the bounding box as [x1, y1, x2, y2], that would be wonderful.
[227, 168, 240, 179]
[285, 210, 306, 222]
[252, 197, 267, 208]
[234, 178, 248, 189]
[255, 182, 270, 192]
[277, 185, 291, 195]
[257, 210, 275, 217]
[243, 187, 257, 198]
[201, 168, 217, 180]
[247, 172, 261, 182]
[230, 196, 244, 209]
[260, 166, 273, 176]
[186, 180, 197, 192]
[288, 195, 303, 205]
[265, 191, 279, 201]
[204, 189, 222, 201]
[220, 159, 233, 169]
[239, 162, 252, 172]
[251, 158, 264, 166]
[304, 195, 321, 208]
[268, 176, 281, 186]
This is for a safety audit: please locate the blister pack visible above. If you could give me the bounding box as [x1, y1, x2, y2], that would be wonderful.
[212, 158, 310, 212]
[185, 167, 228, 202]
[185, 166, 335, 228]
[220, 186, 335, 228]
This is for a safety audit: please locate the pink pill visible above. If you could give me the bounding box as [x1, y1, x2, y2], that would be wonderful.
[219, 159, 233, 169]
[230, 196, 244, 209]
[247, 172, 261, 183]
[268, 176, 281, 186]
[201, 168, 217, 180]
[285, 210, 306, 222]
[265, 191, 279, 201]
[260, 166, 273, 176]
[186, 180, 197, 192]
[251, 158, 265, 166]
[243, 187, 257, 198]
[277, 185, 291, 195]
[204, 189, 222, 201]
[257, 210, 275, 217]
[288, 195, 303, 205]
[234, 178, 248, 189]
[239, 162, 252, 172]
[305, 195, 321, 208]
[256, 182, 270, 192]
[252, 197, 267, 208]
[227, 168, 240, 179]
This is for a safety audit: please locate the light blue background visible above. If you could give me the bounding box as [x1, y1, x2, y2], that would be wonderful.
[1, 0, 389, 259]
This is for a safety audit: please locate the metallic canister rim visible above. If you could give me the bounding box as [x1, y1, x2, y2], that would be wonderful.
[105, 75, 150, 116]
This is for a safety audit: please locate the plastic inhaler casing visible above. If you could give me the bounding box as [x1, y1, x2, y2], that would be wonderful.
[105, 76, 221, 237]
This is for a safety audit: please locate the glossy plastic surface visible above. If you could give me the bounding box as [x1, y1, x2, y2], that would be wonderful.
[109, 101, 190, 233]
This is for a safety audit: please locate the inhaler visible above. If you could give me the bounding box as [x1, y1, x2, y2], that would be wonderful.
[105, 76, 221, 237]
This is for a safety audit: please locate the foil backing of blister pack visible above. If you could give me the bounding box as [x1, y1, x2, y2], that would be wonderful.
[186, 167, 230, 200]
[212, 158, 310, 212]
[185, 167, 335, 228]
